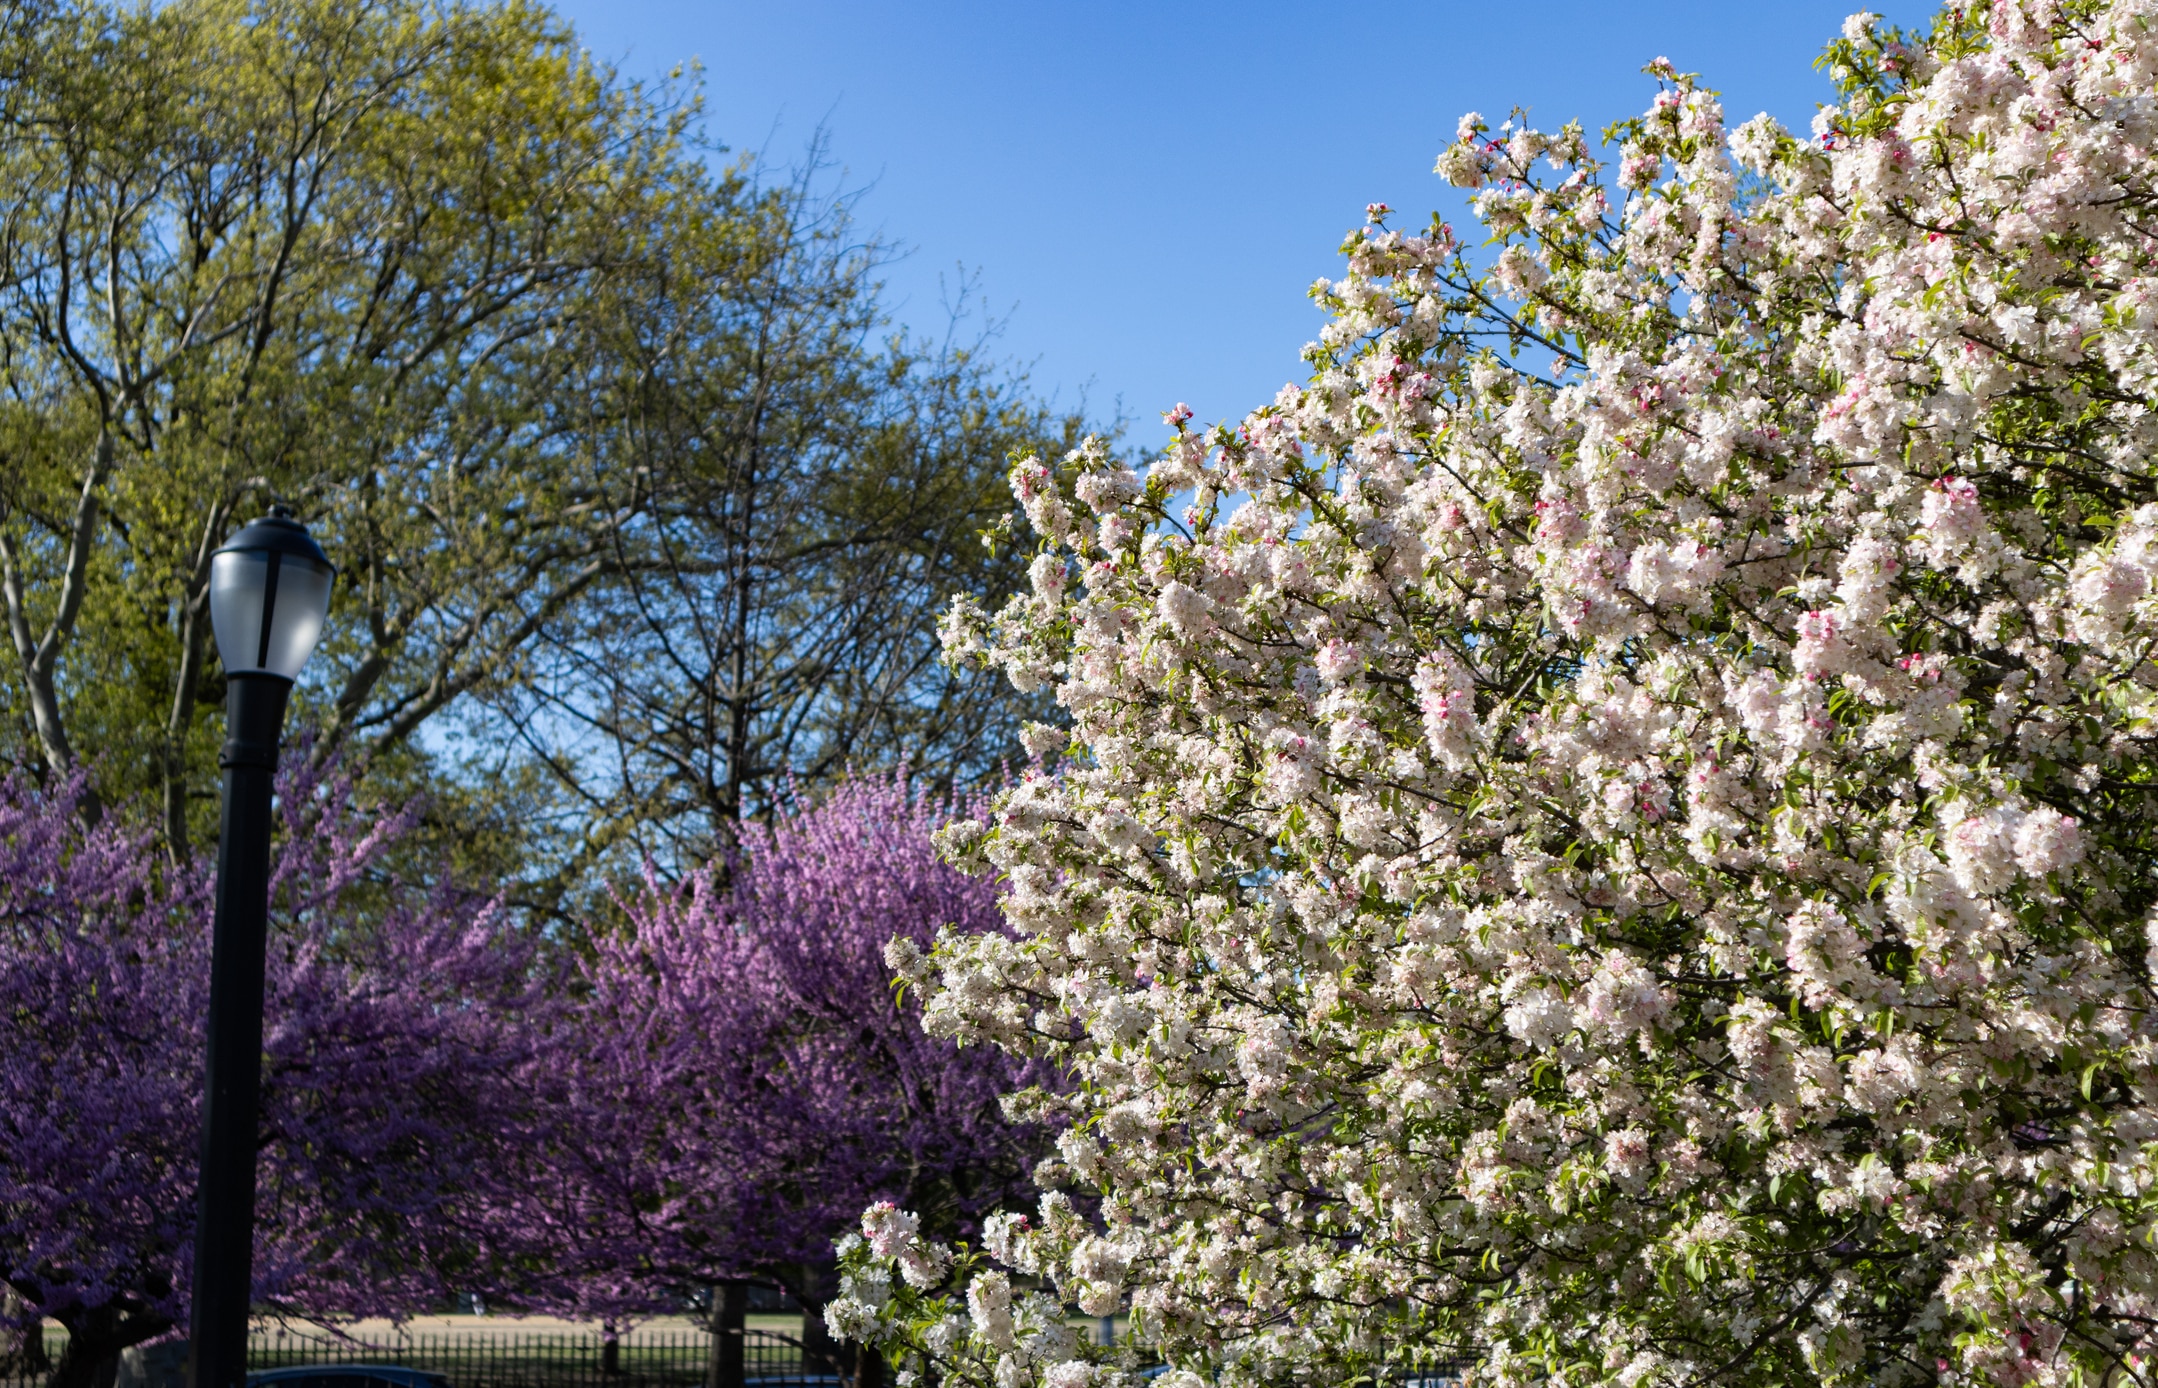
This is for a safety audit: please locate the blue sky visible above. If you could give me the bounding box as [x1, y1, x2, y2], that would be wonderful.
[548, 0, 1937, 441]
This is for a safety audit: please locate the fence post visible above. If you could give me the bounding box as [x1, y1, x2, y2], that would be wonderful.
[706, 1285, 744, 1388]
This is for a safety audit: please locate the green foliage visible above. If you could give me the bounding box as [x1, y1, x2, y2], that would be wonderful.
[0, 0, 1079, 895]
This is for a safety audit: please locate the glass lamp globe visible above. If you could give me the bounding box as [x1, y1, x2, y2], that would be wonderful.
[208, 507, 336, 681]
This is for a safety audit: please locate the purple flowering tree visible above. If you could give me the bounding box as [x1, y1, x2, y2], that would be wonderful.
[2, 763, 1044, 1388]
[0, 769, 552, 1388]
[529, 773, 1047, 1333]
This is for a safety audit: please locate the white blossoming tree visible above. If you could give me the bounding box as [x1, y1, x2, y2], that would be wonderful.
[828, 3, 2158, 1386]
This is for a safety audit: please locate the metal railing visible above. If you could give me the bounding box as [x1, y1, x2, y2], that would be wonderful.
[4, 1328, 1470, 1388]
[247, 1329, 829, 1388]
[3, 1328, 839, 1388]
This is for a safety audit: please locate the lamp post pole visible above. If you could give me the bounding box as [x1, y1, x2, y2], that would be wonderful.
[186, 509, 335, 1388]
[186, 674, 294, 1388]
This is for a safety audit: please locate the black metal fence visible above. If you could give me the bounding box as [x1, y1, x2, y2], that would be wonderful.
[246, 1329, 828, 1388]
[1, 1331, 1470, 1388]
[2, 1329, 836, 1388]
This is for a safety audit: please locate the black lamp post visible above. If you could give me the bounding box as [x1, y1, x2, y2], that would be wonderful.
[187, 507, 335, 1388]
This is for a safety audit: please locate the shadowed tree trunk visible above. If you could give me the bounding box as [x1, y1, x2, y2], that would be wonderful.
[45, 1301, 169, 1388]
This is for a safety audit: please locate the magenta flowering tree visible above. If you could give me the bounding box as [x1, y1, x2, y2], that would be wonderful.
[2, 760, 1045, 1387]
[0, 769, 553, 1388]
[529, 773, 1047, 1321]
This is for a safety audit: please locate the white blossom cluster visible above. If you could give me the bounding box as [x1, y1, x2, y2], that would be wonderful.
[851, 4, 2158, 1387]
[827, 1204, 1165, 1388]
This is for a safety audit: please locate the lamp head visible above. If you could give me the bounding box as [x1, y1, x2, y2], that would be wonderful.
[208, 506, 336, 682]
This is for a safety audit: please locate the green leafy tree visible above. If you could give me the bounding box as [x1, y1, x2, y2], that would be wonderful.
[0, 0, 1075, 888]
[0, 0, 689, 858]
[483, 156, 1086, 881]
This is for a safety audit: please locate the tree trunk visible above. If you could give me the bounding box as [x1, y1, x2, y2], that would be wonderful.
[718, 433, 759, 854]
[48, 1302, 169, 1388]
[161, 504, 227, 860]
[161, 601, 210, 860]
[0, 430, 112, 814]
[705, 1284, 744, 1388]
[48, 1333, 112, 1388]
[713, 316, 774, 859]
[22, 1326, 51, 1378]
[799, 1305, 838, 1381]
[0, 1292, 51, 1379]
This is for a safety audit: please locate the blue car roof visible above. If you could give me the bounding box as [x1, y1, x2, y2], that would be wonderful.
[247, 1369, 447, 1387]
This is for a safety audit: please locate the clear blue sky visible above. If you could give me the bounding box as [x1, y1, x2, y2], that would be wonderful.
[547, 0, 1937, 438]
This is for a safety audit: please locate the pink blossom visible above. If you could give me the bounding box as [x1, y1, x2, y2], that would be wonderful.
[1792, 608, 1851, 677]
[1920, 475, 1986, 550]
[860, 8, 2158, 1385]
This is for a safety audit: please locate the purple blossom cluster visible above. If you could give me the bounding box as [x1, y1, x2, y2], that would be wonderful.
[1, 768, 1037, 1385]
[0, 767, 548, 1388]
[519, 774, 1045, 1316]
